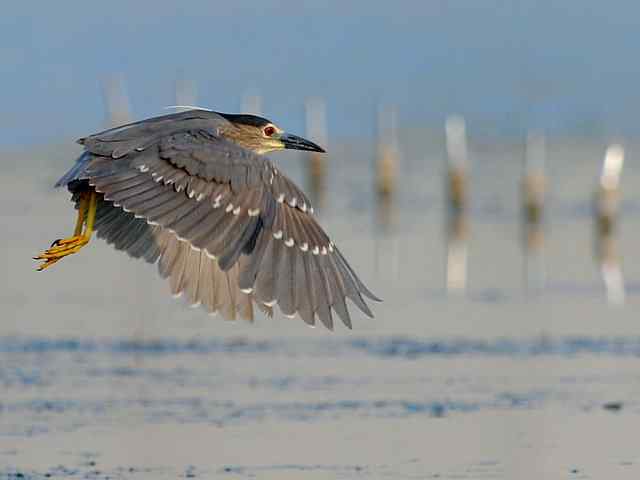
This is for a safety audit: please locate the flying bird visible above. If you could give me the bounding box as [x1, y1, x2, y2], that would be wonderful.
[34, 109, 380, 329]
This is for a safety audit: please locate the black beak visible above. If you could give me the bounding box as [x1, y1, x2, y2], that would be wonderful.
[281, 133, 325, 153]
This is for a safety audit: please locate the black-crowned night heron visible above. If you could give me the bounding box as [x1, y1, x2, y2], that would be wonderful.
[35, 109, 380, 329]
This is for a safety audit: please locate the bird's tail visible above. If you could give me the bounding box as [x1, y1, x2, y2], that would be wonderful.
[54, 151, 93, 188]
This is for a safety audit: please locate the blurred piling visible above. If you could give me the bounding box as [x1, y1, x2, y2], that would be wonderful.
[241, 91, 262, 116]
[594, 144, 625, 306]
[101, 75, 151, 362]
[174, 77, 198, 109]
[304, 97, 328, 209]
[521, 132, 547, 294]
[102, 75, 131, 127]
[444, 115, 469, 294]
[373, 105, 400, 280]
[375, 105, 399, 211]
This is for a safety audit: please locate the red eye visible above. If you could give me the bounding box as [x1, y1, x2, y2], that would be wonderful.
[263, 126, 276, 137]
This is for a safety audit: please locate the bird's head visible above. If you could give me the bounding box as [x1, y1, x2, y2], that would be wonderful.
[218, 113, 325, 155]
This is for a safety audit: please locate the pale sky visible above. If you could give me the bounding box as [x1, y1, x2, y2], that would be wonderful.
[3, 0, 640, 145]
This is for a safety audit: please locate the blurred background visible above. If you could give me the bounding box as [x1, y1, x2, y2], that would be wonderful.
[3, 2, 640, 479]
[5, 0, 640, 145]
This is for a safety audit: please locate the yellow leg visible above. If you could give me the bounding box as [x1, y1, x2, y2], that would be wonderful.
[34, 191, 97, 271]
[73, 193, 89, 236]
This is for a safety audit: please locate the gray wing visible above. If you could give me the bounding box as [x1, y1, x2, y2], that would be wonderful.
[59, 111, 379, 329]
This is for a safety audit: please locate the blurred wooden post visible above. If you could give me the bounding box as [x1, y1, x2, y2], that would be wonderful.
[445, 115, 469, 294]
[174, 77, 198, 109]
[373, 105, 400, 280]
[102, 75, 131, 127]
[375, 105, 399, 209]
[595, 144, 625, 306]
[305, 97, 328, 210]
[522, 132, 546, 295]
[241, 90, 262, 115]
[102, 75, 148, 367]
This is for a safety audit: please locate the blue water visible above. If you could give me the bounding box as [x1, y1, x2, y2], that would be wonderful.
[2, 336, 640, 358]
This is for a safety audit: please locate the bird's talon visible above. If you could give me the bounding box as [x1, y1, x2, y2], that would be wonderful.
[50, 238, 63, 248]
[34, 235, 89, 270]
[36, 258, 61, 271]
[50, 236, 84, 248]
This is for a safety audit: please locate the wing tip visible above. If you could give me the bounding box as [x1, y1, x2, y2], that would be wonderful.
[363, 289, 383, 303]
[359, 301, 375, 319]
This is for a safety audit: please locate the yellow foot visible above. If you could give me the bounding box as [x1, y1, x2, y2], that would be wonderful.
[34, 235, 89, 271]
[34, 190, 97, 271]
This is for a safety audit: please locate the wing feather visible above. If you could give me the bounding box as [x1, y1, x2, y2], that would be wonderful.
[254, 234, 282, 305]
[312, 254, 334, 330]
[237, 228, 271, 292]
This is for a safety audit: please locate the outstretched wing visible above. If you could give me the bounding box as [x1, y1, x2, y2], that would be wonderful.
[59, 110, 379, 329]
[87, 194, 264, 321]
